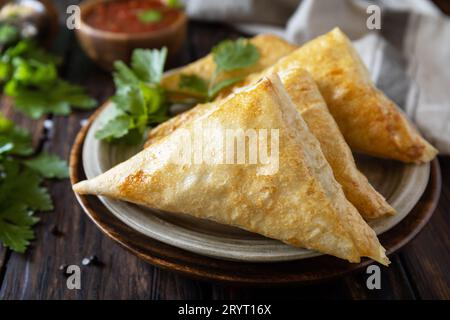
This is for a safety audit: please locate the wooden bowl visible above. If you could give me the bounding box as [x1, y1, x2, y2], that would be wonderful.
[75, 0, 187, 70]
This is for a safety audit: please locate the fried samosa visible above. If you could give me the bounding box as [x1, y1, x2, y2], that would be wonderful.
[162, 29, 437, 163]
[288, 28, 437, 163]
[74, 74, 389, 264]
[246, 67, 395, 219]
[145, 67, 395, 219]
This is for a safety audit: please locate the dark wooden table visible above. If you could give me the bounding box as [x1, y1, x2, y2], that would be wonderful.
[0, 0, 449, 300]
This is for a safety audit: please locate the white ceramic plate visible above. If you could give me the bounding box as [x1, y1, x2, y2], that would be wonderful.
[81, 103, 430, 262]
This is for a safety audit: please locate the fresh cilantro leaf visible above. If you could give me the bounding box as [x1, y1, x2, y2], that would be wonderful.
[11, 90, 71, 119]
[117, 127, 144, 145]
[95, 114, 132, 141]
[97, 48, 169, 144]
[212, 38, 260, 73]
[12, 57, 58, 85]
[51, 81, 97, 110]
[0, 113, 33, 156]
[1, 39, 95, 119]
[0, 203, 39, 228]
[4, 39, 60, 65]
[6, 80, 96, 119]
[0, 24, 20, 45]
[0, 160, 52, 211]
[179, 74, 208, 98]
[17, 171, 53, 211]
[208, 77, 242, 100]
[177, 38, 260, 102]
[0, 215, 36, 253]
[24, 153, 69, 179]
[0, 61, 11, 81]
[0, 119, 67, 253]
[167, 0, 183, 8]
[137, 9, 163, 23]
[118, 86, 146, 115]
[131, 47, 167, 84]
[113, 61, 140, 88]
[178, 74, 242, 101]
[140, 83, 166, 114]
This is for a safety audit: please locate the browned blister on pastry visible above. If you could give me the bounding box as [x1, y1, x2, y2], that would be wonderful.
[73, 74, 389, 265]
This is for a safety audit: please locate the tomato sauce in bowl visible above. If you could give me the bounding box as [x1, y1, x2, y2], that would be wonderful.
[84, 0, 182, 34]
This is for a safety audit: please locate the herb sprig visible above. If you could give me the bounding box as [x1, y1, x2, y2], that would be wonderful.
[137, 10, 163, 23]
[95, 48, 169, 144]
[0, 24, 96, 119]
[0, 113, 69, 252]
[178, 38, 260, 101]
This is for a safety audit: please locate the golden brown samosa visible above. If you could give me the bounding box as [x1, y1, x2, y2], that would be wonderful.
[74, 75, 389, 265]
[162, 29, 437, 163]
[145, 67, 395, 219]
[288, 28, 437, 163]
[246, 67, 395, 219]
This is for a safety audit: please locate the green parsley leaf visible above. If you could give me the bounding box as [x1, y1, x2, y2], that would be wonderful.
[0, 160, 52, 211]
[52, 81, 97, 110]
[4, 39, 60, 65]
[131, 47, 168, 84]
[0, 206, 36, 253]
[167, 0, 183, 8]
[208, 77, 242, 100]
[24, 153, 69, 179]
[0, 113, 33, 156]
[177, 38, 260, 102]
[95, 114, 132, 141]
[140, 83, 166, 114]
[0, 203, 39, 227]
[12, 57, 58, 85]
[179, 74, 208, 98]
[6, 80, 96, 119]
[1, 39, 96, 119]
[0, 24, 20, 45]
[96, 48, 169, 144]
[113, 61, 140, 88]
[178, 74, 242, 101]
[0, 118, 67, 253]
[212, 38, 260, 74]
[137, 9, 163, 23]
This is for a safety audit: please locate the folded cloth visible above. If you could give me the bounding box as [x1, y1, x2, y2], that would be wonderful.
[185, 0, 450, 154]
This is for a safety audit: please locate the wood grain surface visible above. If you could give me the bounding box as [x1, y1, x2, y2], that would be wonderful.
[0, 0, 449, 299]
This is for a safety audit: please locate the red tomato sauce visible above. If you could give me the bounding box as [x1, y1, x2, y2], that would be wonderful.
[84, 0, 182, 33]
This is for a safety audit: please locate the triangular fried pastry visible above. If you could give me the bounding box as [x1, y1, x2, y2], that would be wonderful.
[287, 28, 437, 163]
[162, 34, 296, 99]
[244, 67, 395, 219]
[74, 74, 389, 264]
[145, 67, 396, 219]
